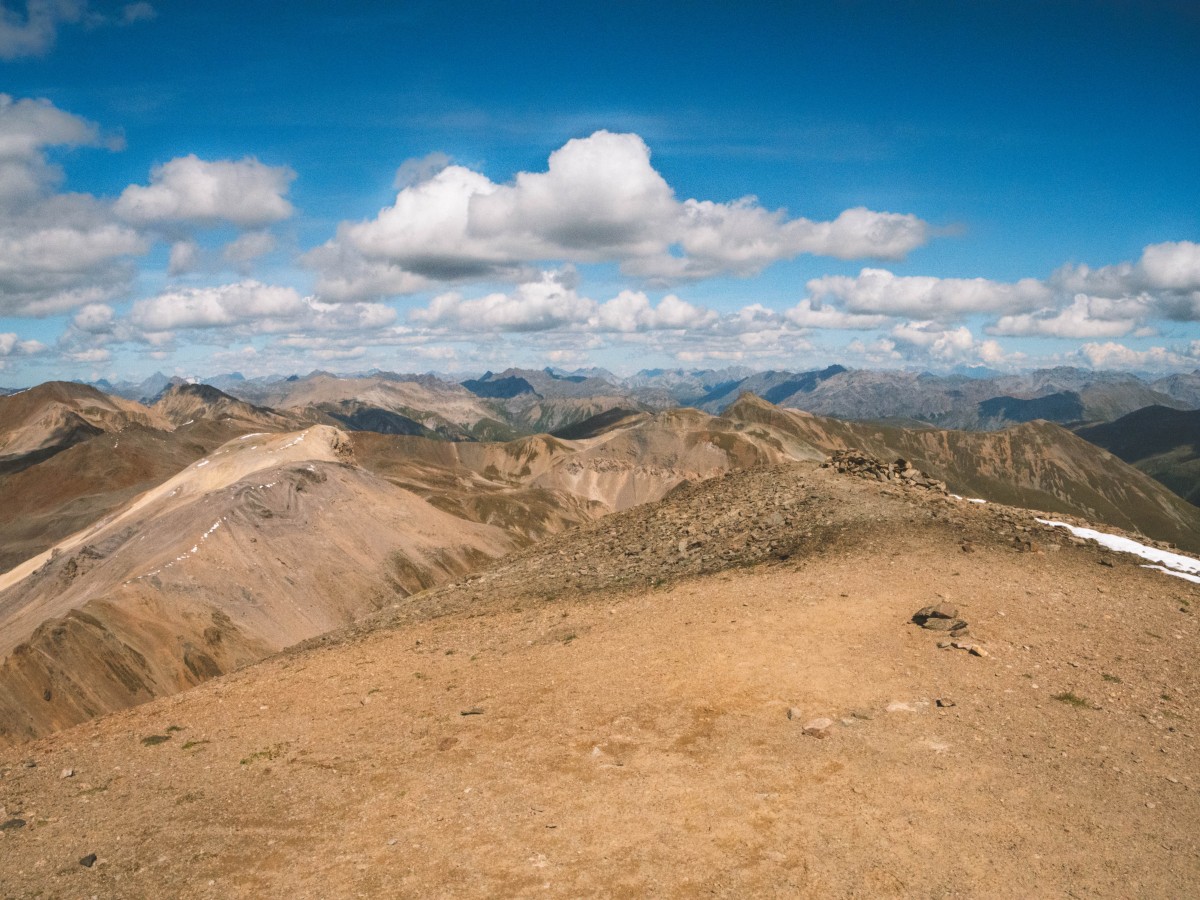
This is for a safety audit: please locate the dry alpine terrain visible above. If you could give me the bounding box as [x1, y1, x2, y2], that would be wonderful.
[1, 380, 1199, 897]
[0, 459, 1197, 898]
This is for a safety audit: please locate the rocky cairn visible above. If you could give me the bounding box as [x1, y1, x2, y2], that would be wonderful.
[823, 450, 947, 493]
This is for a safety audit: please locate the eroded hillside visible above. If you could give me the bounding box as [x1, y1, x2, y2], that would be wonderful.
[1, 455, 1196, 898]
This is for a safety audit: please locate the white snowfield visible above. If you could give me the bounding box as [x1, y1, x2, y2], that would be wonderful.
[1036, 519, 1200, 584]
[950, 494, 987, 504]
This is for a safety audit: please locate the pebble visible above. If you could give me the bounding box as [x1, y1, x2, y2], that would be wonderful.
[786, 707, 803, 720]
[79, 853, 97, 868]
[61, 768, 75, 779]
[460, 707, 485, 716]
[936, 698, 956, 708]
[0, 818, 26, 831]
[802, 717, 833, 738]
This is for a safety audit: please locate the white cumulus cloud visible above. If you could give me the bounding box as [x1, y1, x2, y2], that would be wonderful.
[127, 280, 396, 339]
[309, 130, 931, 299]
[988, 294, 1143, 339]
[783, 298, 890, 330]
[807, 268, 1052, 320]
[115, 155, 296, 228]
[223, 230, 277, 271]
[0, 331, 47, 356]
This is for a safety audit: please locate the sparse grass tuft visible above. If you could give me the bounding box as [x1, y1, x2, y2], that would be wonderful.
[141, 734, 170, 746]
[165, 724, 184, 733]
[240, 744, 285, 765]
[1102, 673, 1122, 684]
[181, 739, 210, 751]
[1052, 691, 1091, 708]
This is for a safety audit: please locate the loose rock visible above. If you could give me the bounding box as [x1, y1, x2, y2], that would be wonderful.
[79, 853, 97, 868]
[802, 717, 833, 738]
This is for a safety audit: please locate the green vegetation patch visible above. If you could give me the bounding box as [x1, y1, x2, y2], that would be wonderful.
[1052, 691, 1092, 708]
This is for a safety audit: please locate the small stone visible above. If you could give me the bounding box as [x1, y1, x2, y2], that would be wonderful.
[912, 603, 958, 625]
[21, 759, 36, 768]
[460, 707, 484, 716]
[1099, 558, 1114, 568]
[79, 853, 97, 868]
[850, 708, 874, 721]
[1145, 801, 1156, 809]
[968, 645, 989, 658]
[886, 701, 916, 713]
[961, 542, 975, 553]
[42, 689, 51, 702]
[802, 717, 833, 738]
[786, 707, 803, 720]
[922, 617, 969, 632]
[60, 768, 74, 779]
[0, 818, 26, 831]
[936, 698, 956, 708]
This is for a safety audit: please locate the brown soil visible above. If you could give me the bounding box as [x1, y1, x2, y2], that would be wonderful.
[1, 463, 1197, 897]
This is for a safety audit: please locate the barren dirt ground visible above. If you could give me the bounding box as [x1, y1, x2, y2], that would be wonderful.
[2, 511, 1198, 898]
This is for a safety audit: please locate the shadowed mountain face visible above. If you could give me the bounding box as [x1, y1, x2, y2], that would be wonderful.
[1077, 406, 1200, 505]
[759, 367, 1188, 429]
[460, 373, 538, 399]
[0, 382, 171, 475]
[977, 391, 1085, 424]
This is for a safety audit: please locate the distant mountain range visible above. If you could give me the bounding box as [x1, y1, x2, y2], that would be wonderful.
[9, 364, 1200, 514]
[78, 364, 1200, 430]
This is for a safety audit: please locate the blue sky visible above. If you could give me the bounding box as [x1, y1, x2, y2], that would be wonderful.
[1, 0, 1198, 384]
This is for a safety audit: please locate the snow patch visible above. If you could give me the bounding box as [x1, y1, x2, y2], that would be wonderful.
[1143, 565, 1200, 584]
[195, 459, 209, 468]
[1036, 519, 1200, 580]
[950, 494, 987, 504]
